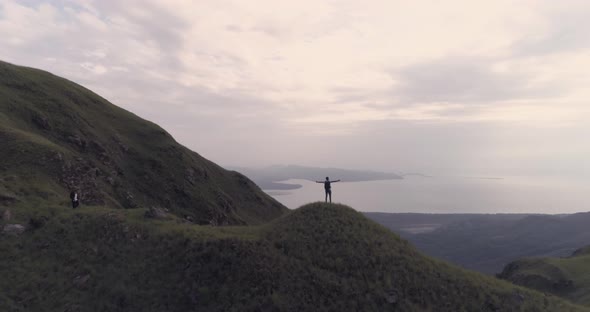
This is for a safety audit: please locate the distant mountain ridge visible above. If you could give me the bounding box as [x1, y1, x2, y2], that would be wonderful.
[230, 165, 403, 190]
[368, 212, 590, 275]
[0, 60, 286, 225]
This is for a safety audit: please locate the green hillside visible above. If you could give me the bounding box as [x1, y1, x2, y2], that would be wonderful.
[0, 60, 286, 225]
[1, 202, 586, 311]
[500, 247, 590, 306]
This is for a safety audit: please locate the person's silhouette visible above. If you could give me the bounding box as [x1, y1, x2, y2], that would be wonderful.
[316, 177, 340, 203]
[70, 190, 80, 209]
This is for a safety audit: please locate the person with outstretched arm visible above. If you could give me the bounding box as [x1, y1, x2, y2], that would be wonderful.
[316, 177, 340, 203]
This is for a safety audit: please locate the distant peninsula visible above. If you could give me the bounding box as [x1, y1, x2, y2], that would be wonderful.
[228, 165, 403, 190]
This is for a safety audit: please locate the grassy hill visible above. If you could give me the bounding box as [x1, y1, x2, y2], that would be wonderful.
[0, 60, 286, 225]
[499, 247, 590, 307]
[1, 202, 587, 311]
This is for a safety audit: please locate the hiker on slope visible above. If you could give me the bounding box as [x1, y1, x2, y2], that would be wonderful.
[70, 190, 80, 209]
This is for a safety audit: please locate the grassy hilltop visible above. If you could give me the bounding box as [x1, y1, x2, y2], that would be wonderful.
[500, 247, 590, 307]
[1, 202, 586, 311]
[0, 60, 285, 225]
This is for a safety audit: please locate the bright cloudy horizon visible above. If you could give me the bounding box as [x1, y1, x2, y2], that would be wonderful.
[1, 0, 589, 176]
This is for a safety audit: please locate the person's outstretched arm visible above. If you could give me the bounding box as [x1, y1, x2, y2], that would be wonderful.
[315, 181, 323, 183]
[331, 179, 341, 183]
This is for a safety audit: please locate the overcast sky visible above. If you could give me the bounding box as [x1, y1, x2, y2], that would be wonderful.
[1, 0, 589, 176]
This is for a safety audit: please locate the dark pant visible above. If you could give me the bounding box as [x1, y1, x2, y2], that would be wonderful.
[325, 189, 332, 203]
[72, 200, 79, 209]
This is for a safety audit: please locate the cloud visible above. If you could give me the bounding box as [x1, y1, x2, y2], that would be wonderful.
[511, 1, 590, 57]
[390, 56, 567, 105]
[1, 0, 589, 175]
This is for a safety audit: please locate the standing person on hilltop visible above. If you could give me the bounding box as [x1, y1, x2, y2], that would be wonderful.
[70, 190, 80, 209]
[316, 177, 340, 203]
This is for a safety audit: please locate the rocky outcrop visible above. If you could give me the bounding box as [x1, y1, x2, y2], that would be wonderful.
[2, 224, 25, 236]
[32, 113, 51, 130]
[0, 193, 17, 205]
[144, 207, 169, 220]
[66, 135, 88, 150]
[1, 208, 12, 221]
[60, 158, 105, 206]
[73, 274, 91, 289]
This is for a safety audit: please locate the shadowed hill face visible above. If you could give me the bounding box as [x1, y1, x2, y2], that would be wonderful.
[0, 202, 585, 311]
[0, 60, 286, 225]
[500, 247, 590, 307]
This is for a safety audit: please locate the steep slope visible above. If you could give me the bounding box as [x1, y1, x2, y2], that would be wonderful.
[499, 247, 590, 306]
[0, 203, 586, 311]
[0, 60, 286, 224]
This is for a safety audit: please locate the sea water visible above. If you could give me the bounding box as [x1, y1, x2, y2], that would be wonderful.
[265, 176, 590, 214]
